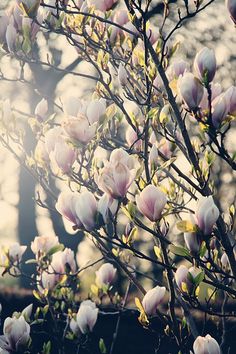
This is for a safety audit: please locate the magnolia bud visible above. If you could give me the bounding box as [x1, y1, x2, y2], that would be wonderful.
[51, 248, 76, 274]
[184, 232, 201, 253]
[175, 265, 202, 294]
[136, 184, 167, 222]
[194, 47, 216, 83]
[224, 86, 236, 116]
[88, 0, 117, 11]
[5, 18, 17, 53]
[50, 140, 76, 174]
[195, 196, 220, 235]
[142, 286, 166, 316]
[212, 94, 229, 128]
[8, 243, 27, 263]
[193, 334, 221, 354]
[226, 0, 236, 24]
[0, 15, 9, 43]
[126, 126, 142, 151]
[177, 73, 204, 110]
[55, 191, 82, 227]
[0, 316, 30, 352]
[31, 235, 59, 258]
[63, 115, 97, 145]
[35, 98, 48, 122]
[97, 193, 118, 223]
[166, 59, 190, 81]
[22, 304, 33, 321]
[221, 252, 229, 268]
[118, 63, 128, 86]
[76, 300, 98, 334]
[74, 191, 97, 231]
[95, 263, 117, 288]
[86, 99, 106, 124]
[149, 144, 159, 168]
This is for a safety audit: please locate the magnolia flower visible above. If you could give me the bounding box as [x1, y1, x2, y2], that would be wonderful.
[149, 144, 159, 168]
[136, 184, 167, 222]
[74, 300, 98, 334]
[224, 86, 236, 116]
[51, 248, 76, 274]
[193, 334, 221, 354]
[34, 98, 48, 122]
[49, 140, 76, 174]
[0, 316, 30, 353]
[55, 191, 82, 228]
[98, 162, 135, 199]
[95, 263, 117, 288]
[86, 99, 106, 125]
[31, 235, 59, 257]
[63, 115, 97, 145]
[184, 232, 201, 253]
[56, 190, 97, 231]
[226, 0, 236, 24]
[200, 83, 222, 111]
[87, 0, 117, 11]
[97, 193, 118, 223]
[44, 127, 63, 154]
[221, 252, 229, 268]
[6, 242, 27, 263]
[21, 304, 33, 321]
[175, 265, 202, 294]
[118, 63, 128, 86]
[126, 126, 142, 151]
[39, 266, 59, 292]
[195, 196, 220, 235]
[74, 191, 97, 230]
[142, 286, 166, 316]
[194, 47, 216, 83]
[113, 9, 129, 26]
[212, 94, 229, 128]
[177, 73, 204, 110]
[166, 59, 190, 81]
[5, 18, 17, 53]
[0, 15, 9, 43]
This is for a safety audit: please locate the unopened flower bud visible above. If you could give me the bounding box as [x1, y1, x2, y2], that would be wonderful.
[184, 232, 201, 253]
[136, 184, 167, 222]
[226, 0, 236, 24]
[177, 73, 204, 110]
[76, 300, 98, 334]
[142, 286, 166, 316]
[195, 196, 220, 235]
[224, 86, 236, 116]
[35, 98, 48, 122]
[193, 334, 221, 354]
[212, 94, 229, 128]
[118, 63, 128, 86]
[194, 47, 216, 83]
[95, 263, 117, 288]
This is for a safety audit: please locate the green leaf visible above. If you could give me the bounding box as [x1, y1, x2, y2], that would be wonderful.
[169, 245, 190, 258]
[46, 244, 64, 257]
[193, 271, 205, 286]
[99, 338, 107, 354]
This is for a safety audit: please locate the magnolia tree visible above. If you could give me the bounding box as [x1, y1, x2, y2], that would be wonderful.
[0, 0, 236, 353]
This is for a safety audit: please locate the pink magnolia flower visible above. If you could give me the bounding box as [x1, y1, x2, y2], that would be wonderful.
[195, 196, 220, 235]
[63, 115, 97, 145]
[95, 263, 117, 287]
[0, 316, 30, 353]
[212, 94, 229, 128]
[31, 235, 59, 257]
[75, 300, 98, 334]
[193, 334, 221, 354]
[184, 232, 201, 253]
[87, 0, 117, 11]
[175, 265, 202, 293]
[166, 59, 190, 81]
[5, 18, 17, 53]
[177, 73, 204, 110]
[224, 86, 236, 116]
[51, 248, 76, 273]
[200, 83, 222, 111]
[126, 126, 142, 151]
[50, 140, 76, 174]
[55, 191, 82, 227]
[226, 0, 236, 24]
[194, 47, 217, 83]
[98, 162, 135, 199]
[74, 191, 97, 230]
[97, 193, 118, 223]
[142, 286, 166, 316]
[136, 184, 167, 222]
[86, 99, 106, 124]
[118, 63, 128, 86]
[34, 98, 48, 122]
